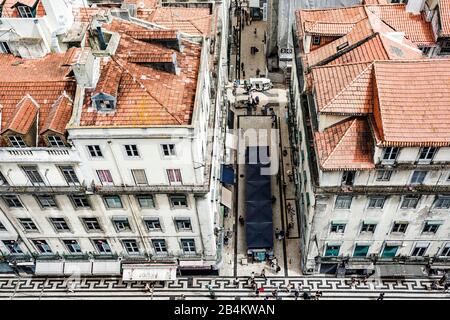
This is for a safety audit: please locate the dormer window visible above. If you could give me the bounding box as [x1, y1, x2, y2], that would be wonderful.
[382, 147, 399, 163]
[8, 136, 26, 148]
[99, 100, 113, 110]
[17, 6, 34, 18]
[47, 135, 65, 148]
[418, 147, 437, 163]
[312, 36, 321, 45]
[92, 94, 116, 112]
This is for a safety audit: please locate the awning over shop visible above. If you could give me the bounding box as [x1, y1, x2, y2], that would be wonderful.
[221, 186, 233, 209]
[376, 264, 427, 277]
[220, 165, 235, 184]
[122, 264, 177, 281]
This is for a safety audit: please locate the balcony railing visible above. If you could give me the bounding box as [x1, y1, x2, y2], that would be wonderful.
[0, 148, 81, 163]
[315, 184, 450, 195]
[94, 184, 209, 195]
[0, 184, 87, 194]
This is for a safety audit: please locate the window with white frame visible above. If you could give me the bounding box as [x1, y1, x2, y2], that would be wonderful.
[69, 195, 90, 209]
[21, 166, 45, 186]
[82, 218, 102, 231]
[381, 147, 399, 163]
[2, 240, 23, 254]
[131, 169, 148, 185]
[335, 196, 352, 209]
[161, 144, 176, 157]
[418, 147, 437, 163]
[112, 217, 131, 232]
[97, 169, 113, 185]
[144, 218, 161, 231]
[2, 195, 23, 208]
[0, 41, 11, 54]
[410, 170, 427, 184]
[411, 242, 429, 257]
[152, 239, 167, 254]
[18, 218, 38, 231]
[175, 218, 192, 232]
[136, 195, 155, 208]
[401, 195, 420, 209]
[63, 240, 82, 254]
[47, 135, 65, 147]
[376, 170, 392, 181]
[367, 196, 386, 209]
[33, 240, 52, 254]
[440, 243, 450, 257]
[434, 196, 450, 209]
[169, 195, 188, 208]
[422, 221, 441, 234]
[8, 136, 26, 148]
[124, 145, 139, 157]
[391, 222, 408, 233]
[361, 222, 377, 233]
[122, 239, 140, 254]
[103, 195, 122, 209]
[59, 166, 80, 185]
[36, 195, 57, 208]
[50, 218, 70, 232]
[330, 222, 346, 233]
[17, 5, 33, 18]
[87, 145, 103, 157]
[92, 239, 112, 254]
[166, 169, 182, 185]
[181, 239, 196, 254]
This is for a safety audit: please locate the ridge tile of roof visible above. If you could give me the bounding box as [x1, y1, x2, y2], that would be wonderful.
[315, 117, 375, 170]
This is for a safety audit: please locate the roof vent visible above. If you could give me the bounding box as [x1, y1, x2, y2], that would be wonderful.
[336, 41, 349, 52]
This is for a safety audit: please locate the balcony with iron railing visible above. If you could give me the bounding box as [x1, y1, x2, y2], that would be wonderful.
[315, 183, 450, 195]
[0, 148, 81, 163]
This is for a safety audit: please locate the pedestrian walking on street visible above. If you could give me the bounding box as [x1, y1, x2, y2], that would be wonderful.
[254, 27, 257, 37]
[256, 68, 260, 77]
[243, 70, 246, 78]
[234, 277, 240, 287]
[377, 292, 385, 300]
[239, 215, 244, 225]
[251, 271, 255, 281]
[241, 62, 244, 70]
[255, 287, 260, 296]
[179, 294, 186, 300]
[272, 289, 278, 298]
[315, 291, 322, 300]
[294, 287, 300, 300]
[261, 269, 266, 279]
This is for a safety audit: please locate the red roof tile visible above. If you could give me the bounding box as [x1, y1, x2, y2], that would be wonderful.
[315, 117, 375, 170]
[439, 0, 450, 37]
[40, 94, 73, 135]
[303, 21, 356, 36]
[2, 96, 39, 134]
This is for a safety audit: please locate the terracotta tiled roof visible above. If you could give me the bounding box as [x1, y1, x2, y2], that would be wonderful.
[127, 51, 174, 63]
[366, 4, 435, 45]
[93, 61, 123, 98]
[124, 29, 179, 41]
[2, 96, 39, 134]
[73, 7, 104, 23]
[0, 50, 77, 146]
[123, 0, 157, 9]
[40, 94, 73, 135]
[439, 0, 450, 37]
[303, 21, 356, 36]
[315, 117, 375, 170]
[0, 0, 45, 18]
[372, 60, 450, 147]
[312, 62, 374, 114]
[137, 7, 213, 36]
[362, 0, 388, 4]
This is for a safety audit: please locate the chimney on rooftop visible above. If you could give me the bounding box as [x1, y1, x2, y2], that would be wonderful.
[406, 0, 425, 15]
[96, 26, 107, 50]
[72, 48, 100, 88]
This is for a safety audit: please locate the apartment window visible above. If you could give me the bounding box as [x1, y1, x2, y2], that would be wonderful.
[97, 170, 113, 185]
[69, 195, 90, 209]
[47, 135, 65, 147]
[175, 218, 192, 232]
[59, 166, 80, 185]
[169, 195, 188, 208]
[144, 218, 161, 231]
[8, 136, 26, 148]
[411, 243, 429, 257]
[440, 40, 450, 54]
[440, 244, 450, 257]
[434, 196, 450, 209]
[353, 245, 370, 257]
[136, 195, 155, 208]
[2, 195, 23, 208]
[0, 41, 11, 54]
[376, 170, 392, 181]
[152, 239, 167, 254]
[161, 144, 176, 156]
[124, 145, 139, 157]
[63, 240, 82, 254]
[181, 239, 196, 254]
[367, 196, 386, 209]
[391, 222, 408, 233]
[341, 171, 355, 186]
[422, 221, 441, 234]
[410, 170, 427, 184]
[2, 240, 23, 254]
[330, 222, 346, 233]
[131, 169, 148, 185]
[0, 171, 8, 185]
[82, 218, 102, 231]
[92, 239, 112, 254]
[122, 239, 140, 254]
[401, 195, 420, 209]
[324, 244, 340, 257]
[112, 217, 131, 232]
[36, 195, 57, 208]
[50, 218, 70, 232]
[0, 222, 6, 231]
[418, 147, 437, 162]
[382, 147, 399, 162]
[17, 5, 34, 18]
[87, 145, 103, 157]
[103, 195, 122, 209]
[33, 240, 52, 254]
[312, 35, 321, 45]
[18, 218, 38, 231]
[22, 166, 45, 186]
[167, 169, 182, 185]
[381, 245, 399, 258]
[361, 222, 377, 233]
[335, 196, 352, 209]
